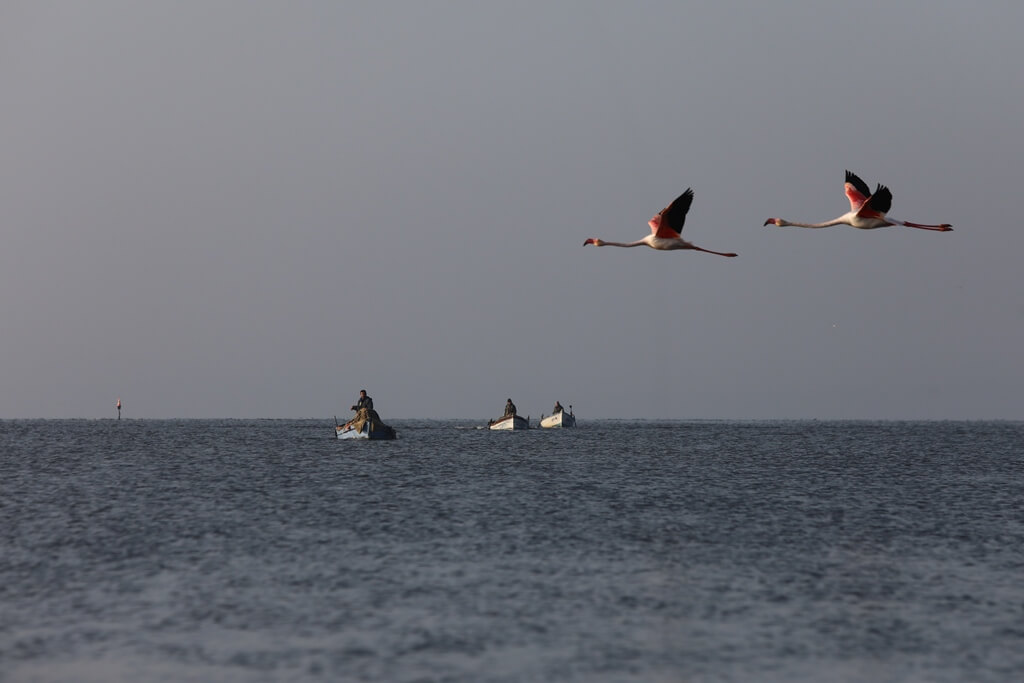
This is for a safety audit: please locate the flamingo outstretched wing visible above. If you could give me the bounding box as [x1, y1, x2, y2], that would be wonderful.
[649, 188, 694, 238]
[844, 170, 871, 212]
[864, 184, 893, 215]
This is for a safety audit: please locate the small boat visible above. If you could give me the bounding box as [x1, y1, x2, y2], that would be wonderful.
[335, 411, 397, 440]
[487, 414, 530, 431]
[540, 407, 575, 429]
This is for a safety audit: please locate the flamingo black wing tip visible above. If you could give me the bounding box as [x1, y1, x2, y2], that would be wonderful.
[660, 188, 694, 231]
[845, 170, 871, 196]
[869, 185, 893, 214]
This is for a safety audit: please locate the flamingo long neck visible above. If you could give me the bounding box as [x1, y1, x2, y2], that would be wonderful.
[782, 217, 846, 229]
[600, 240, 646, 247]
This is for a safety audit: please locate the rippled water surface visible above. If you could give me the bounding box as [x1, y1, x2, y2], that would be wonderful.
[2, 419, 1023, 681]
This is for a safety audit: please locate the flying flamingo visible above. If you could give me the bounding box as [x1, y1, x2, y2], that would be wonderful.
[763, 171, 953, 232]
[583, 188, 738, 257]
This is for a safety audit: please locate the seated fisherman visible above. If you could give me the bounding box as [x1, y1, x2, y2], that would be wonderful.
[351, 389, 374, 412]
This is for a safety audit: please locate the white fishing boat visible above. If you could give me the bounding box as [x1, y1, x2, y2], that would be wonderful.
[540, 407, 575, 429]
[487, 414, 530, 431]
[335, 411, 397, 440]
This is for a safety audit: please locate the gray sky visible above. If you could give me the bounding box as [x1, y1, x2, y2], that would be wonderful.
[3, 1, 1022, 420]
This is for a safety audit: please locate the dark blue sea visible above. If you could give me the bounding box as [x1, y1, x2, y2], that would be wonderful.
[2, 419, 1022, 682]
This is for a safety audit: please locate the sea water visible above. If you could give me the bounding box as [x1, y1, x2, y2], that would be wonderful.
[2, 419, 1022, 682]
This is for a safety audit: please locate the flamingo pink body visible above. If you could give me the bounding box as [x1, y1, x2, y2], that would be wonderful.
[763, 171, 952, 232]
[582, 188, 738, 257]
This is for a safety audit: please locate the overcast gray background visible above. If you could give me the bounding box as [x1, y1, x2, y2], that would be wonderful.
[3, 2, 1022, 420]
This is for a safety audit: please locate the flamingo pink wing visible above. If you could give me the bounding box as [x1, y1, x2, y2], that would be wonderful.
[844, 170, 871, 211]
[649, 188, 693, 238]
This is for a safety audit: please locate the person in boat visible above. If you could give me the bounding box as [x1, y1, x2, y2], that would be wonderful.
[552, 401, 563, 414]
[351, 389, 374, 413]
[504, 398, 517, 416]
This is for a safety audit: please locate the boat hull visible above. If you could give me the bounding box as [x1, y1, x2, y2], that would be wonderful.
[487, 414, 530, 430]
[336, 422, 397, 440]
[540, 411, 575, 428]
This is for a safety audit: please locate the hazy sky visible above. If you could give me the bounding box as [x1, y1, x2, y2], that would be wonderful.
[3, 2, 1022, 420]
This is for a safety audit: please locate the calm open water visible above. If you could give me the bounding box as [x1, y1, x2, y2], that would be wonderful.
[2, 419, 1022, 682]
